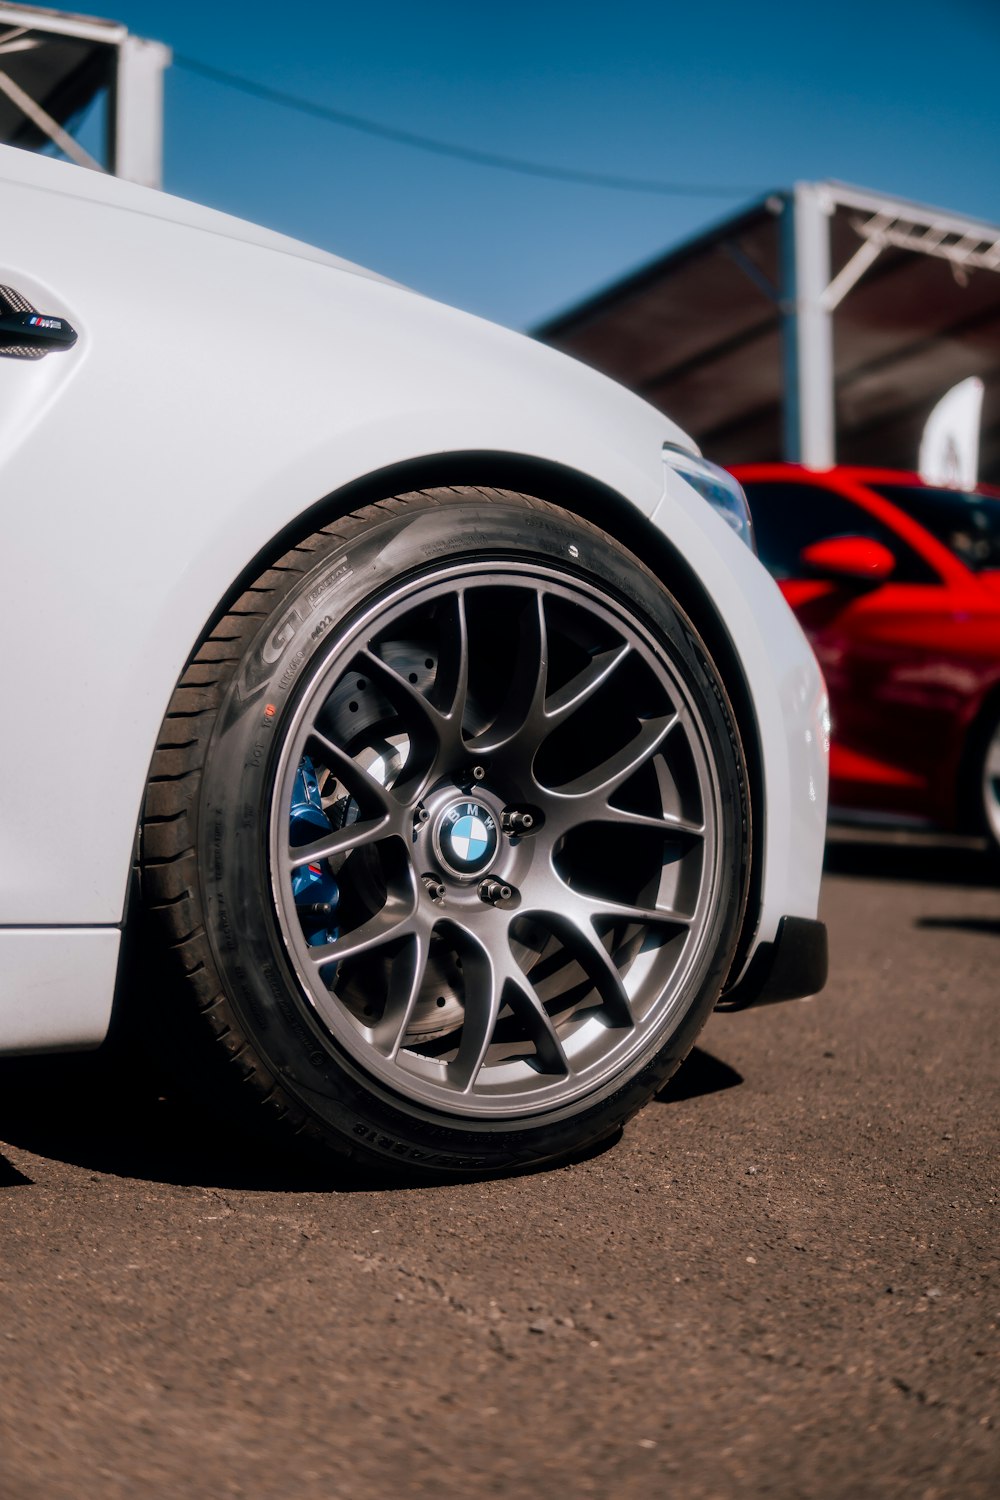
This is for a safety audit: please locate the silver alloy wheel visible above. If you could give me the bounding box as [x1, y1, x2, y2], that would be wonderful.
[983, 717, 1000, 848]
[269, 562, 724, 1119]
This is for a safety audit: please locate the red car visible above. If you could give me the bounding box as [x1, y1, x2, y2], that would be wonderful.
[731, 465, 1000, 856]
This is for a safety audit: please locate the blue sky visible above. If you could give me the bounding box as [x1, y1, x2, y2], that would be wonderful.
[77, 1, 1000, 328]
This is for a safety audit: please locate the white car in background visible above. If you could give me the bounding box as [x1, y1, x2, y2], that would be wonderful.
[0, 146, 828, 1176]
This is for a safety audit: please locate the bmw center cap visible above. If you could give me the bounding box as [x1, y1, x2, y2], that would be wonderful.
[437, 799, 500, 877]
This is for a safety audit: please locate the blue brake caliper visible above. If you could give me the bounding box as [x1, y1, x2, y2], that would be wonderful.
[289, 756, 340, 949]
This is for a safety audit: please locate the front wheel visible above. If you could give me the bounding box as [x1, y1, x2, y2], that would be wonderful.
[141, 488, 749, 1175]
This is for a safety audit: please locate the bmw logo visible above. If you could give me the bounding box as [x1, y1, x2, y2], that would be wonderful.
[436, 799, 499, 877]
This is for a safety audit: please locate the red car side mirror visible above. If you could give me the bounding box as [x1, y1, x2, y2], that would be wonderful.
[799, 535, 897, 583]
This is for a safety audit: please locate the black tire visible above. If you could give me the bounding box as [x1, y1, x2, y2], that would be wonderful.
[140, 488, 749, 1176]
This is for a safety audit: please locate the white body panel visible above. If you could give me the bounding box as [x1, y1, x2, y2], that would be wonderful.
[651, 477, 828, 945]
[0, 147, 827, 1052]
[0, 928, 118, 1051]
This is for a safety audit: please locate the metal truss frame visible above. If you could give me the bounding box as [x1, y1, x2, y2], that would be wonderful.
[0, 5, 170, 188]
[725, 182, 1000, 468]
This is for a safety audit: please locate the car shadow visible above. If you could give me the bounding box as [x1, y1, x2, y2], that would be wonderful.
[655, 1046, 743, 1102]
[824, 831, 997, 887]
[916, 914, 1000, 937]
[0, 1048, 350, 1192]
[0, 1042, 741, 1193]
[0, 1153, 33, 1187]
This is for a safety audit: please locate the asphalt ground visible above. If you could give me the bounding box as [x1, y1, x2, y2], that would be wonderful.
[1, 833, 997, 1500]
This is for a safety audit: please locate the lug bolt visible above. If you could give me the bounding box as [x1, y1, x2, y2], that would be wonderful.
[470, 764, 487, 782]
[478, 878, 513, 905]
[422, 874, 446, 903]
[414, 804, 430, 825]
[501, 808, 535, 835]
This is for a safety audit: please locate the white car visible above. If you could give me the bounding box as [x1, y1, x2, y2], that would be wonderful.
[0, 146, 828, 1175]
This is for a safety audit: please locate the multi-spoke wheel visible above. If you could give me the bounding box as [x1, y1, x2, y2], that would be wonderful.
[142, 489, 749, 1174]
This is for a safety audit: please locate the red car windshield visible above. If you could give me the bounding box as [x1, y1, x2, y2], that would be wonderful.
[871, 483, 1000, 572]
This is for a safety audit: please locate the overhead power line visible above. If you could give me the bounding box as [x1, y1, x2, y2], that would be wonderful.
[173, 54, 757, 200]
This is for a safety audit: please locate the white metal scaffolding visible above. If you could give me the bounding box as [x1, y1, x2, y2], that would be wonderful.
[776, 183, 1000, 468]
[0, 4, 170, 188]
